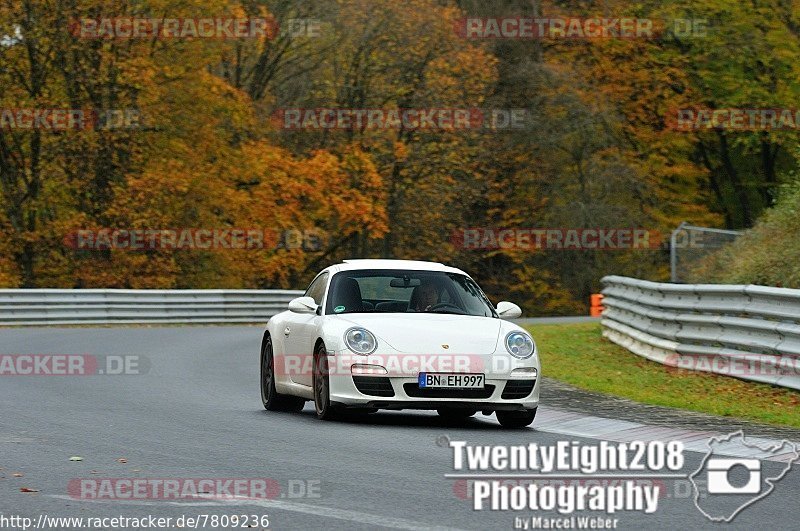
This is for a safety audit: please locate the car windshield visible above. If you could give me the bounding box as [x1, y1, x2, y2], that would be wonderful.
[325, 269, 497, 317]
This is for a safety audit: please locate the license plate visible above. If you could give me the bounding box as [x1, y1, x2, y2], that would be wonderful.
[418, 373, 484, 389]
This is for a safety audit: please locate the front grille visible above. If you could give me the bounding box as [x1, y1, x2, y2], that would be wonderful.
[352, 376, 395, 397]
[404, 383, 495, 399]
[501, 379, 536, 399]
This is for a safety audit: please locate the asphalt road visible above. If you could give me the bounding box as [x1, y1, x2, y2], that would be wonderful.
[1, 326, 799, 530]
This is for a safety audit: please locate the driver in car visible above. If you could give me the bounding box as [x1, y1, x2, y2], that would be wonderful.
[412, 281, 439, 312]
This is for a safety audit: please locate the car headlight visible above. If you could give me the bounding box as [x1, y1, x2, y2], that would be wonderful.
[505, 331, 535, 359]
[344, 327, 378, 355]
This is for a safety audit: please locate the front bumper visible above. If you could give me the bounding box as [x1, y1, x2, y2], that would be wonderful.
[328, 373, 539, 411]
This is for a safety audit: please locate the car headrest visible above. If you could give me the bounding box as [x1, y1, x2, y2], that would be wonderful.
[334, 277, 363, 312]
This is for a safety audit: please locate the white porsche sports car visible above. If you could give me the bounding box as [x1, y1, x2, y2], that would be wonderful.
[259, 259, 540, 428]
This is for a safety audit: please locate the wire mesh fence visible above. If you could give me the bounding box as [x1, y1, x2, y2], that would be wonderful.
[670, 222, 742, 283]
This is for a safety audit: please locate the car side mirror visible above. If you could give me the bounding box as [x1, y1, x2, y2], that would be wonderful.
[288, 296, 319, 314]
[496, 301, 522, 319]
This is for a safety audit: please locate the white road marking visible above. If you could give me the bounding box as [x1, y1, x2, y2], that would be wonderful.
[535, 406, 799, 461]
[47, 495, 464, 531]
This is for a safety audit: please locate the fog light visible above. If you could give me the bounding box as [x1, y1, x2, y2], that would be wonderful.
[510, 367, 538, 378]
[351, 364, 388, 375]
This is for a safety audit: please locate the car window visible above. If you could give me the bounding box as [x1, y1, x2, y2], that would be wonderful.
[357, 276, 414, 302]
[304, 272, 328, 306]
[325, 270, 497, 317]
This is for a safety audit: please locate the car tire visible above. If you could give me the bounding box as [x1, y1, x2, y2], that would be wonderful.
[436, 408, 477, 420]
[313, 343, 340, 420]
[261, 336, 305, 412]
[496, 408, 537, 429]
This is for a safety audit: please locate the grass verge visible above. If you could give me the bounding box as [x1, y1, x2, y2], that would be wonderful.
[525, 322, 800, 428]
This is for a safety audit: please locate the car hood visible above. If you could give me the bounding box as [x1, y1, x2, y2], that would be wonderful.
[334, 313, 502, 354]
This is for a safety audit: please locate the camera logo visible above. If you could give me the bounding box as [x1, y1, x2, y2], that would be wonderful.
[706, 458, 761, 494]
[690, 431, 799, 522]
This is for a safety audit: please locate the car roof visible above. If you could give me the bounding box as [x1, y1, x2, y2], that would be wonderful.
[321, 259, 469, 277]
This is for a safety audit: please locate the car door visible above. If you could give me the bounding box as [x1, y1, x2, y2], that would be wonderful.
[285, 272, 328, 387]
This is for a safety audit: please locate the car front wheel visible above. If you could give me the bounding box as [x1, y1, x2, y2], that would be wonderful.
[496, 408, 537, 429]
[313, 343, 339, 420]
[261, 336, 305, 412]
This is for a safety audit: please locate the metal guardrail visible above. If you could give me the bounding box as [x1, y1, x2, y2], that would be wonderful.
[601, 276, 800, 391]
[0, 289, 304, 326]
